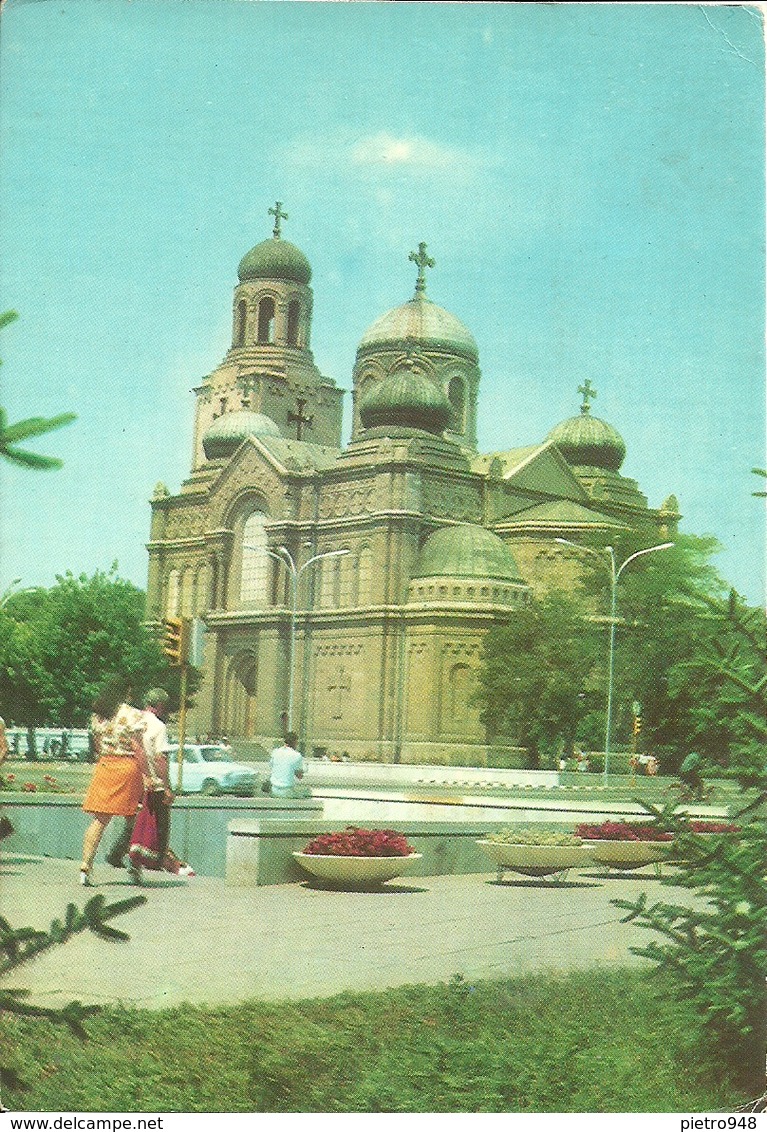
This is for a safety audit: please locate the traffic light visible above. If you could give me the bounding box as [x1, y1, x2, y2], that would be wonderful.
[163, 617, 189, 666]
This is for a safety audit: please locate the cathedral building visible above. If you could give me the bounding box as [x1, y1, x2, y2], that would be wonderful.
[146, 205, 680, 763]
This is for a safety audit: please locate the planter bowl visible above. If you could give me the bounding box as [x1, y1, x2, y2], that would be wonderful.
[292, 852, 422, 888]
[476, 840, 595, 878]
[586, 839, 671, 871]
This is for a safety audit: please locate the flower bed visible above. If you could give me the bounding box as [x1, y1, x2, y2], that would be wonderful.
[575, 821, 673, 843]
[0, 773, 69, 795]
[687, 821, 740, 835]
[301, 826, 416, 857]
[575, 821, 671, 872]
[478, 828, 594, 879]
[486, 829, 583, 846]
[294, 827, 421, 889]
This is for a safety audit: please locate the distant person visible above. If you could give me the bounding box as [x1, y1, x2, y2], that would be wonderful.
[80, 679, 148, 887]
[679, 751, 704, 799]
[269, 732, 308, 797]
[558, 755, 568, 773]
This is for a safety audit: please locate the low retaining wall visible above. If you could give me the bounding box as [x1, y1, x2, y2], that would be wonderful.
[251, 761, 561, 791]
[0, 796, 323, 878]
[226, 818, 497, 887]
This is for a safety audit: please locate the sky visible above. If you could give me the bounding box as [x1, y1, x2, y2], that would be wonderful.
[0, 0, 764, 605]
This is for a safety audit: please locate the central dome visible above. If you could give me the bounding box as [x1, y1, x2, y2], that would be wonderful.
[359, 369, 453, 434]
[202, 410, 281, 459]
[238, 238, 312, 285]
[358, 295, 478, 362]
[415, 525, 524, 581]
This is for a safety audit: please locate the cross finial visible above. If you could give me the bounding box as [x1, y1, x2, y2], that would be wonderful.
[268, 201, 288, 239]
[578, 379, 597, 414]
[408, 241, 435, 295]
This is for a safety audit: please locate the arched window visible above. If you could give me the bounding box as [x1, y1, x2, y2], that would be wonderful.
[355, 545, 373, 606]
[319, 553, 341, 609]
[165, 570, 180, 617]
[180, 568, 194, 618]
[337, 549, 353, 607]
[448, 376, 466, 432]
[241, 511, 270, 607]
[235, 299, 247, 347]
[257, 298, 276, 344]
[287, 300, 300, 346]
[195, 563, 210, 614]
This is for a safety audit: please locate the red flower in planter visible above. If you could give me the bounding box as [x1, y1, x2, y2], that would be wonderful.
[22, 782, 38, 792]
[303, 826, 415, 857]
[688, 821, 741, 834]
[575, 820, 672, 843]
[6, 774, 15, 782]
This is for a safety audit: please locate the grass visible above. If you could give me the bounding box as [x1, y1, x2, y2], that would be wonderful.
[2, 968, 749, 1113]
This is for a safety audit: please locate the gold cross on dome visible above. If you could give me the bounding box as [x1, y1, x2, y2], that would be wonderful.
[408, 242, 435, 295]
[578, 379, 597, 414]
[268, 201, 288, 239]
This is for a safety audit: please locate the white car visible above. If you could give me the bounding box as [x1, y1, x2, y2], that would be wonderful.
[166, 745, 258, 796]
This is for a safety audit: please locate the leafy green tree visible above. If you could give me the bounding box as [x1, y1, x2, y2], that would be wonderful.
[475, 594, 600, 767]
[0, 565, 192, 734]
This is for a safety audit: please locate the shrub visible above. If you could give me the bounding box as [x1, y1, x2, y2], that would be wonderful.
[485, 830, 583, 846]
[302, 827, 415, 857]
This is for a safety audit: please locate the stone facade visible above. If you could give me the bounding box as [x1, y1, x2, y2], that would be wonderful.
[146, 214, 680, 763]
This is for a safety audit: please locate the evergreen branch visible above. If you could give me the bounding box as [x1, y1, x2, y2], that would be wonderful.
[0, 444, 65, 470]
[1, 413, 77, 444]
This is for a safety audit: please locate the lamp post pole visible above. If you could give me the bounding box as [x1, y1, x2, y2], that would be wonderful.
[243, 545, 349, 733]
[555, 538, 673, 782]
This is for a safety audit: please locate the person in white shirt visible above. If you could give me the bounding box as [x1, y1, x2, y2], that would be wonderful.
[269, 732, 307, 797]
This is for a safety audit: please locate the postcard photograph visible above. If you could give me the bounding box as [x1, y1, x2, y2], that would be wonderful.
[0, 0, 765, 1122]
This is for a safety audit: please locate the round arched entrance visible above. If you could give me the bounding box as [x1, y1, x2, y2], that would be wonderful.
[225, 651, 258, 738]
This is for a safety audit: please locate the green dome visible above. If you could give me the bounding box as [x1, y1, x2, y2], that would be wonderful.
[202, 410, 281, 459]
[238, 238, 312, 285]
[358, 295, 478, 362]
[547, 412, 626, 471]
[359, 370, 453, 434]
[415, 525, 524, 582]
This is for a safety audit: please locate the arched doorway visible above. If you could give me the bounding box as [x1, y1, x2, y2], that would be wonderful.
[225, 651, 258, 738]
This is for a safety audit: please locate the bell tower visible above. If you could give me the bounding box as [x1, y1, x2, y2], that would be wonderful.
[191, 204, 344, 468]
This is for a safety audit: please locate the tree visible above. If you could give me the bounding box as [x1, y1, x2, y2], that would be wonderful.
[475, 593, 599, 767]
[0, 565, 192, 734]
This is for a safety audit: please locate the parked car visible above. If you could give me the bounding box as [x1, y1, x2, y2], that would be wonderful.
[166, 744, 258, 796]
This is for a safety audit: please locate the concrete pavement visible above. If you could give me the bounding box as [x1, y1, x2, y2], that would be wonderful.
[0, 852, 695, 1012]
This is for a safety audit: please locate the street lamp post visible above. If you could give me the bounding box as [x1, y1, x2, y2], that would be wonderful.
[243, 544, 349, 732]
[555, 538, 673, 782]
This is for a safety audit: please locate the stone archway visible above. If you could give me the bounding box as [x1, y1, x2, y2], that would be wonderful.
[225, 651, 258, 738]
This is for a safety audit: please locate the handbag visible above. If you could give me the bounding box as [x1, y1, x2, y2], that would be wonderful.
[128, 791, 162, 869]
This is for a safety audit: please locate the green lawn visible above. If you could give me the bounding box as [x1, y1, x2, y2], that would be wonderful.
[2, 969, 750, 1113]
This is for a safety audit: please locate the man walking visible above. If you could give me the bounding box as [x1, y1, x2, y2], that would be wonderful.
[269, 732, 308, 797]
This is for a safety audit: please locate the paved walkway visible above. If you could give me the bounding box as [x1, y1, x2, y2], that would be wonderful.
[2, 854, 692, 1011]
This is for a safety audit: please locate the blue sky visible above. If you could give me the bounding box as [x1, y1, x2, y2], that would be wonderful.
[1, 1, 764, 603]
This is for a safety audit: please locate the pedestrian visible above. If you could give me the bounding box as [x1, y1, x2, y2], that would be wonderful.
[678, 751, 705, 799]
[269, 731, 308, 797]
[80, 678, 148, 887]
[127, 688, 194, 879]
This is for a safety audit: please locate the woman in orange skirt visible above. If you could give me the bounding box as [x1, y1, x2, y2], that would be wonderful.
[80, 678, 148, 886]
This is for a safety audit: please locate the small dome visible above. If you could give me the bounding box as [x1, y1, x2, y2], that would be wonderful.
[358, 295, 478, 362]
[202, 410, 281, 459]
[238, 238, 311, 285]
[547, 412, 626, 471]
[415, 525, 524, 582]
[359, 369, 453, 434]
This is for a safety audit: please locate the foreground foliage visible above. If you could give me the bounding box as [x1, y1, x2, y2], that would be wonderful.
[2, 969, 749, 1113]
